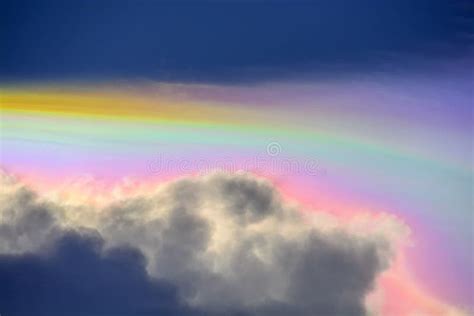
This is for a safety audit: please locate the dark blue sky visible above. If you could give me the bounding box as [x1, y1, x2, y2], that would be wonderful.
[1, 0, 472, 82]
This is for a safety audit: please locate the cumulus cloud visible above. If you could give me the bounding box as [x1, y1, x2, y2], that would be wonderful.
[0, 174, 60, 254]
[0, 171, 408, 316]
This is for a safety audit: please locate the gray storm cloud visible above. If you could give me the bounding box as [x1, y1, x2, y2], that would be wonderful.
[0, 171, 407, 316]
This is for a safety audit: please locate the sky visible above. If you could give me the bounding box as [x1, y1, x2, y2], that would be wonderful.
[0, 1, 473, 316]
[1, 0, 472, 81]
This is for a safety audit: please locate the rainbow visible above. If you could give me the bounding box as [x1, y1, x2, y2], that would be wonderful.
[1, 78, 472, 314]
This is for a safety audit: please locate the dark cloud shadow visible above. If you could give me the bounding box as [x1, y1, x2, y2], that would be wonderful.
[0, 231, 199, 316]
